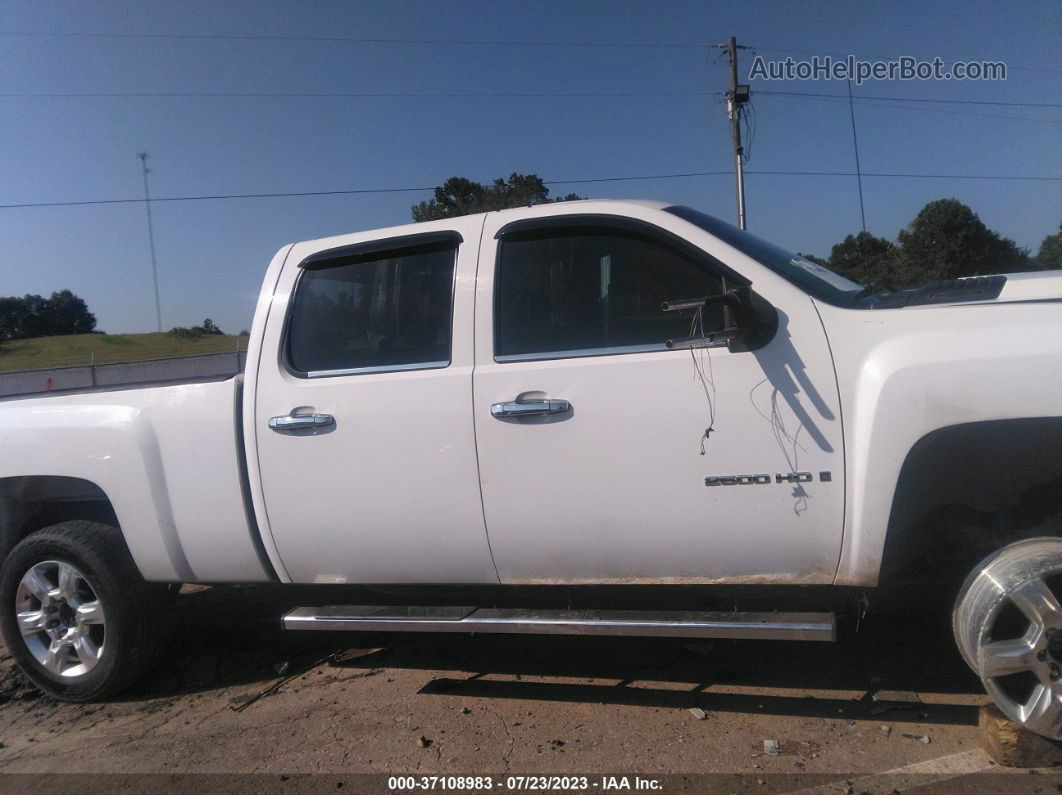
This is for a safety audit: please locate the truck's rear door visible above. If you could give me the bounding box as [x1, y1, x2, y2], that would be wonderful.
[250, 216, 498, 584]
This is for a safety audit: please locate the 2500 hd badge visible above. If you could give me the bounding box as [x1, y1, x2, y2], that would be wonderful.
[704, 471, 832, 486]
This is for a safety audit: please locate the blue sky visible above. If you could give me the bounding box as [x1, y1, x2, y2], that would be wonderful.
[1, 0, 1059, 334]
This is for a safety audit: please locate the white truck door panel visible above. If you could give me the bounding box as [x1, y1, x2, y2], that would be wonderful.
[253, 218, 498, 584]
[473, 210, 844, 584]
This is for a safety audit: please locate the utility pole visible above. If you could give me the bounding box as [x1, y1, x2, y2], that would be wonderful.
[723, 36, 751, 230]
[845, 78, 867, 232]
[138, 152, 163, 332]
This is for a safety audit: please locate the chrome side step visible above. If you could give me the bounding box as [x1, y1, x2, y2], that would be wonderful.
[282, 605, 835, 642]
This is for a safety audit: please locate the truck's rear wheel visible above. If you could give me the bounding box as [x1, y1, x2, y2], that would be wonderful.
[953, 537, 1062, 739]
[0, 521, 166, 701]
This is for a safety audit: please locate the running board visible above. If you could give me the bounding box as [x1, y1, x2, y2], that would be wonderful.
[282, 605, 835, 642]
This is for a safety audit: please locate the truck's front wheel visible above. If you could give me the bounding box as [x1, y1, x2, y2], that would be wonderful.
[0, 521, 166, 701]
[953, 537, 1062, 739]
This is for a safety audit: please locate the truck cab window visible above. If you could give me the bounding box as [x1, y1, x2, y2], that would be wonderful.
[287, 244, 455, 375]
[495, 229, 725, 359]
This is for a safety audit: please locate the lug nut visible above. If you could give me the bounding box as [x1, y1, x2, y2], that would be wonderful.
[1051, 669, 1061, 682]
[46, 620, 59, 629]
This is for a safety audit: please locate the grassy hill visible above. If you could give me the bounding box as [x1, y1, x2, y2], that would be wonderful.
[0, 333, 250, 373]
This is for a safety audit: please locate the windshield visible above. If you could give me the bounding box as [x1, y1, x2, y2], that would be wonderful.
[665, 205, 865, 305]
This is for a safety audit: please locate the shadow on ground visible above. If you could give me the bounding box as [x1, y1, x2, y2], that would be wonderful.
[64, 583, 986, 728]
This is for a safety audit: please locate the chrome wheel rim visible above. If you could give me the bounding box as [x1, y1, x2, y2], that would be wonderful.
[15, 560, 106, 677]
[977, 573, 1062, 738]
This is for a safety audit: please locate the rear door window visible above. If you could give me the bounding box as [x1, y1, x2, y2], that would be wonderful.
[287, 243, 456, 376]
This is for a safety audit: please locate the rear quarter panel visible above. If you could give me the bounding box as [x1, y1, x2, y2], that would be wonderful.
[0, 378, 268, 583]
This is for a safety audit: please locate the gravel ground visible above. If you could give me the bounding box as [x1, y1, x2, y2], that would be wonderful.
[0, 585, 1057, 792]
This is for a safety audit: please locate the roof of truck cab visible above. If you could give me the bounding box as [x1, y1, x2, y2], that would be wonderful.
[292, 199, 676, 251]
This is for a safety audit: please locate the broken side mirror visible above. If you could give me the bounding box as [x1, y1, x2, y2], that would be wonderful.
[661, 284, 777, 353]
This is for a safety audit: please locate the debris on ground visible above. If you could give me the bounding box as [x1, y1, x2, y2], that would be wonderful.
[880, 725, 892, 735]
[901, 733, 931, 744]
[416, 736, 432, 749]
[230, 649, 345, 712]
[688, 707, 708, 720]
[461, 707, 471, 715]
[763, 739, 780, 757]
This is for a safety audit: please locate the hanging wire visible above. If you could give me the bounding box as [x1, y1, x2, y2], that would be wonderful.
[687, 307, 718, 454]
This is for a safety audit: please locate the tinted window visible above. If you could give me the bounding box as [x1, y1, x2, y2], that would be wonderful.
[495, 229, 725, 359]
[665, 205, 863, 304]
[288, 245, 455, 374]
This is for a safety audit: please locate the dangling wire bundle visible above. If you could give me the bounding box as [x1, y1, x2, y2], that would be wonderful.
[688, 306, 718, 455]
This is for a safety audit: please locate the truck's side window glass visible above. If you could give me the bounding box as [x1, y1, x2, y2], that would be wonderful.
[495, 229, 725, 359]
[288, 244, 455, 375]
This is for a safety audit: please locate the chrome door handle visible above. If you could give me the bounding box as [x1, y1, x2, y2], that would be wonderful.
[268, 413, 335, 431]
[490, 399, 570, 419]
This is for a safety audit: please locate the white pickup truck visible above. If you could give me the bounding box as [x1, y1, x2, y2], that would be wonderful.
[2, 200, 1061, 736]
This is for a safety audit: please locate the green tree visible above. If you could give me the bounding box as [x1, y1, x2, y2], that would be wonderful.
[411, 173, 583, 221]
[0, 290, 96, 340]
[1036, 222, 1062, 269]
[828, 232, 901, 286]
[44, 289, 98, 335]
[168, 318, 225, 339]
[896, 199, 1032, 284]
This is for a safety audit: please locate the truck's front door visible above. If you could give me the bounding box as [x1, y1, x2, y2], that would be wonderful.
[252, 217, 498, 584]
[472, 209, 845, 584]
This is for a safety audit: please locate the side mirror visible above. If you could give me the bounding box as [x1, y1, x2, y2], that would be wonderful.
[661, 285, 777, 352]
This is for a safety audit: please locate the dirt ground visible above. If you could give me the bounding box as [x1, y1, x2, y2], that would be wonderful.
[0, 585, 1059, 792]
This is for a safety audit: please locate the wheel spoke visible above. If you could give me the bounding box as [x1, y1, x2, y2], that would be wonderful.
[1010, 577, 1062, 627]
[43, 642, 65, 674]
[22, 568, 52, 602]
[16, 609, 46, 636]
[73, 635, 100, 668]
[76, 600, 104, 626]
[980, 637, 1036, 678]
[56, 564, 78, 600]
[1021, 684, 1062, 739]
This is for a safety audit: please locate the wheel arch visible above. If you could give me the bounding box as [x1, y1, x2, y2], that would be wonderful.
[0, 476, 121, 566]
[879, 417, 1062, 587]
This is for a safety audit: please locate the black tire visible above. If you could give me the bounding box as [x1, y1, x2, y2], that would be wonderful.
[0, 520, 168, 701]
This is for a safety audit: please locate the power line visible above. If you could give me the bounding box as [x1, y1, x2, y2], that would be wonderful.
[764, 92, 1062, 125]
[0, 90, 713, 99]
[0, 29, 714, 49]
[754, 89, 1061, 108]
[4, 29, 1058, 74]
[2, 29, 1057, 72]
[1, 170, 1058, 210]
[6, 91, 1059, 125]
[748, 171, 1061, 179]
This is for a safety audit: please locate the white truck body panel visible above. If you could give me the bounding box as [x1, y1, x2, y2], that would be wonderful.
[250, 215, 499, 584]
[0, 379, 267, 582]
[819, 298, 1062, 585]
[472, 203, 845, 584]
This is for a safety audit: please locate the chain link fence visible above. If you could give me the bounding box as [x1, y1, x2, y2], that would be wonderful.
[0, 351, 248, 398]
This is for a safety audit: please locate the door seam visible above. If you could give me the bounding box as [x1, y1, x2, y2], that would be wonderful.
[469, 213, 502, 583]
